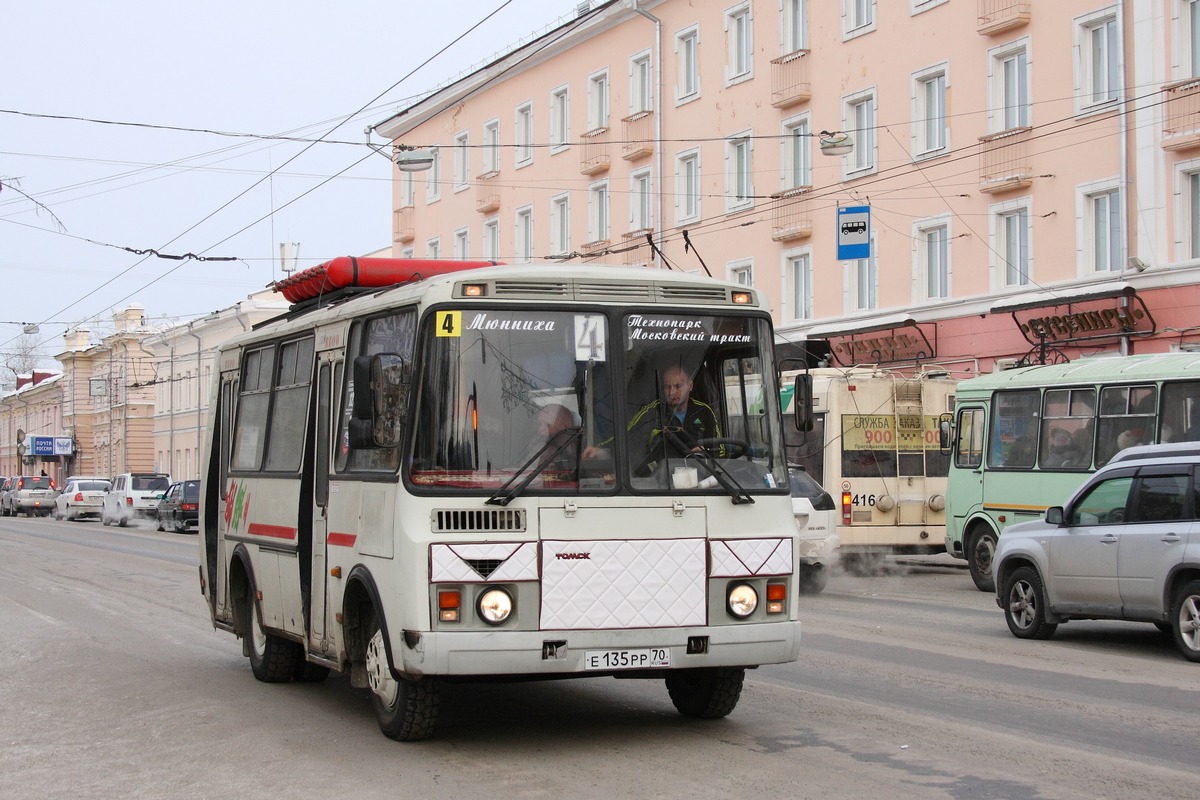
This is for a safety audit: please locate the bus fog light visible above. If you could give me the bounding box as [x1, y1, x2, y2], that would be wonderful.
[727, 583, 758, 618]
[477, 587, 513, 625]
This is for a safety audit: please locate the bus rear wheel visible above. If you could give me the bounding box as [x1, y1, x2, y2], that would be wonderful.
[245, 588, 300, 683]
[665, 667, 745, 719]
[365, 626, 439, 741]
[967, 527, 997, 592]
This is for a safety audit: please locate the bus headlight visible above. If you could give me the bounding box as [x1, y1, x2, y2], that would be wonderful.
[727, 583, 758, 618]
[477, 587, 513, 625]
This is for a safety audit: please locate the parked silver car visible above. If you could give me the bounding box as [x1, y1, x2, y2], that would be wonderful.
[54, 478, 112, 521]
[994, 443, 1200, 661]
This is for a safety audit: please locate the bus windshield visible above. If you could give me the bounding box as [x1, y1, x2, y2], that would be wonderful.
[409, 307, 787, 494]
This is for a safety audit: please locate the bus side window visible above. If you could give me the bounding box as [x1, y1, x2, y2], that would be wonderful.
[1161, 381, 1200, 443]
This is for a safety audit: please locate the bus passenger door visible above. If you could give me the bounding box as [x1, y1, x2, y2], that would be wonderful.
[309, 361, 333, 646]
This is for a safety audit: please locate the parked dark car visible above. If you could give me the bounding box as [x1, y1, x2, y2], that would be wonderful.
[156, 480, 199, 533]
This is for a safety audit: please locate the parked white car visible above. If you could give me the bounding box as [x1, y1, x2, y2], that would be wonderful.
[789, 466, 840, 594]
[101, 472, 171, 526]
[54, 478, 112, 521]
[994, 443, 1200, 661]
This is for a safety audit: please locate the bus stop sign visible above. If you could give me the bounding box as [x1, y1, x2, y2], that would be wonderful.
[837, 205, 871, 261]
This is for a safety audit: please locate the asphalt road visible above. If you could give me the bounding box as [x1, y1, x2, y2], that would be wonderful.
[1, 517, 1196, 800]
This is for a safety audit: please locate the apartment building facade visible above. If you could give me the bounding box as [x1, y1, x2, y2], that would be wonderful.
[374, 0, 1200, 375]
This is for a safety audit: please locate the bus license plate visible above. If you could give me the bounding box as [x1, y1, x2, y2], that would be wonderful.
[583, 648, 670, 670]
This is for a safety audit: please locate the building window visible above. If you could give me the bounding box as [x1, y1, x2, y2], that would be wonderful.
[1076, 10, 1119, 112]
[426, 237, 441, 259]
[728, 259, 753, 286]
[401, 246, 414, 259]
[1085, 186, 1121, 272]
[848, 244, 877, 311]
[787, 250, 813, 320]
[726, 132, 754, 212]
[844, 90, 877, 175]
[483, 118, 500, 173]
[911, 0, 948, 14]
[992, 201, 1032, 287]
[1191, 0, 1200, 77]
[588, 70, 609, 131]
[550, 85, 570, 151]
[676, 149, 701, 224]
[991, 40, 1030, 131]
[453, 229, 469, 259]
[551, 194, 570, 255]
[782, 114, 811, 190]
[483, 217, 500, 261]
[915, 218, 950, 299]
[588, 180, 609, 244]
[843, 0, 876, 40]
[782, 0, 808, 53]
[630, 168, 653, 231]
[425, 147, 441, 203]
[400, 171, 415, 207]
[676, 25, 700, 103]
[1191, 170, 1200, 259]
[515, 103, 533, 166]
[912, 65, 948, 158]
[515, 206, 533, 260]
[725, 4, 753, 84]
[453, 131, 469, 190]
[631, 52, 652, 113]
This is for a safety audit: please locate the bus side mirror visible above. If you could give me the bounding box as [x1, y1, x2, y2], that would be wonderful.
[349, 354, 411, 448]
[793, 374, 813, 432]
[938, 414, 953, 449]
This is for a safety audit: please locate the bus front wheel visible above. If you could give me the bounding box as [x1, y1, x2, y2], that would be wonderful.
[365, 626, 439, 741]
[967, 527, 997, 593]
[665, 667, 745, 719]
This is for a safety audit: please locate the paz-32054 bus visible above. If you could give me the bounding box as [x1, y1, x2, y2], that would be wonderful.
[198, 257, 803, 740]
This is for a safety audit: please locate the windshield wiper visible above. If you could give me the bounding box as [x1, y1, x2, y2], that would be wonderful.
[664, 428, 754, 505]
[486, 427, 583, 506]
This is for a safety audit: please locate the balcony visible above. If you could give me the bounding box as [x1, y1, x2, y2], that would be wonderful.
[770, 188, 813, 242]
[977, 0, 1030, 36]
[1162, 79, 1200, 152]
[770, 50, 811, 109]
[978, 127, 1032, 193]
[621, 228, 655, 266]
[475, 170, 500, 213]
[621, 112, 654, 161]
[579, 238, 610, 258]
[580, 128, 611, 175]
[393, 206, 415, 243]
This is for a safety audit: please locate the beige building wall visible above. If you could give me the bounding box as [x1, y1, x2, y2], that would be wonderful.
[0, 374, 63, 480]
[375, 0, 1200, 368]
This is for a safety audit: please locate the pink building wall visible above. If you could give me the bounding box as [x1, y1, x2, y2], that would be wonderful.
[376, 0, 1200, 375]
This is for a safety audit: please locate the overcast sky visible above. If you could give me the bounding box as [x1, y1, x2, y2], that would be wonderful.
[1, 0, 575, 364]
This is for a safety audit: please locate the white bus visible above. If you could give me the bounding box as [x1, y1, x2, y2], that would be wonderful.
[199, 257, 803, 740]
[781, 366, 956, 572]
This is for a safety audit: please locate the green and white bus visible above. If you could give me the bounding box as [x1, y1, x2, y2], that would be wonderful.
[945, 352, 1200, 591]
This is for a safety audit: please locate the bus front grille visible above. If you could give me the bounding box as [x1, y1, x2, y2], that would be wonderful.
[433, 508, 527, 533]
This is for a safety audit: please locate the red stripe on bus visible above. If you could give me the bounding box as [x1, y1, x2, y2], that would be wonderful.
[328, 532, 357, 548]
[247, 523, 297, 540]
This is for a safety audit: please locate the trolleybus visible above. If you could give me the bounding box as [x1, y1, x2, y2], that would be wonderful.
[780, 366, 955, 573]
[198, 257, 803, 740]
[944, 351, 1200, 591]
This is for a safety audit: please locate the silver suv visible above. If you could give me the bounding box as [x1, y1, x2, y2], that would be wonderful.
[994, 442, 1200, 661]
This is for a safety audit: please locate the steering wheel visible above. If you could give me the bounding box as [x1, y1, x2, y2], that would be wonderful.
[694, 437, 750, 459]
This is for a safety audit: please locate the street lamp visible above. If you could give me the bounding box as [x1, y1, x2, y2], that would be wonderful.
[818, 131, 854, 156]
[393, 145, 435, 172]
